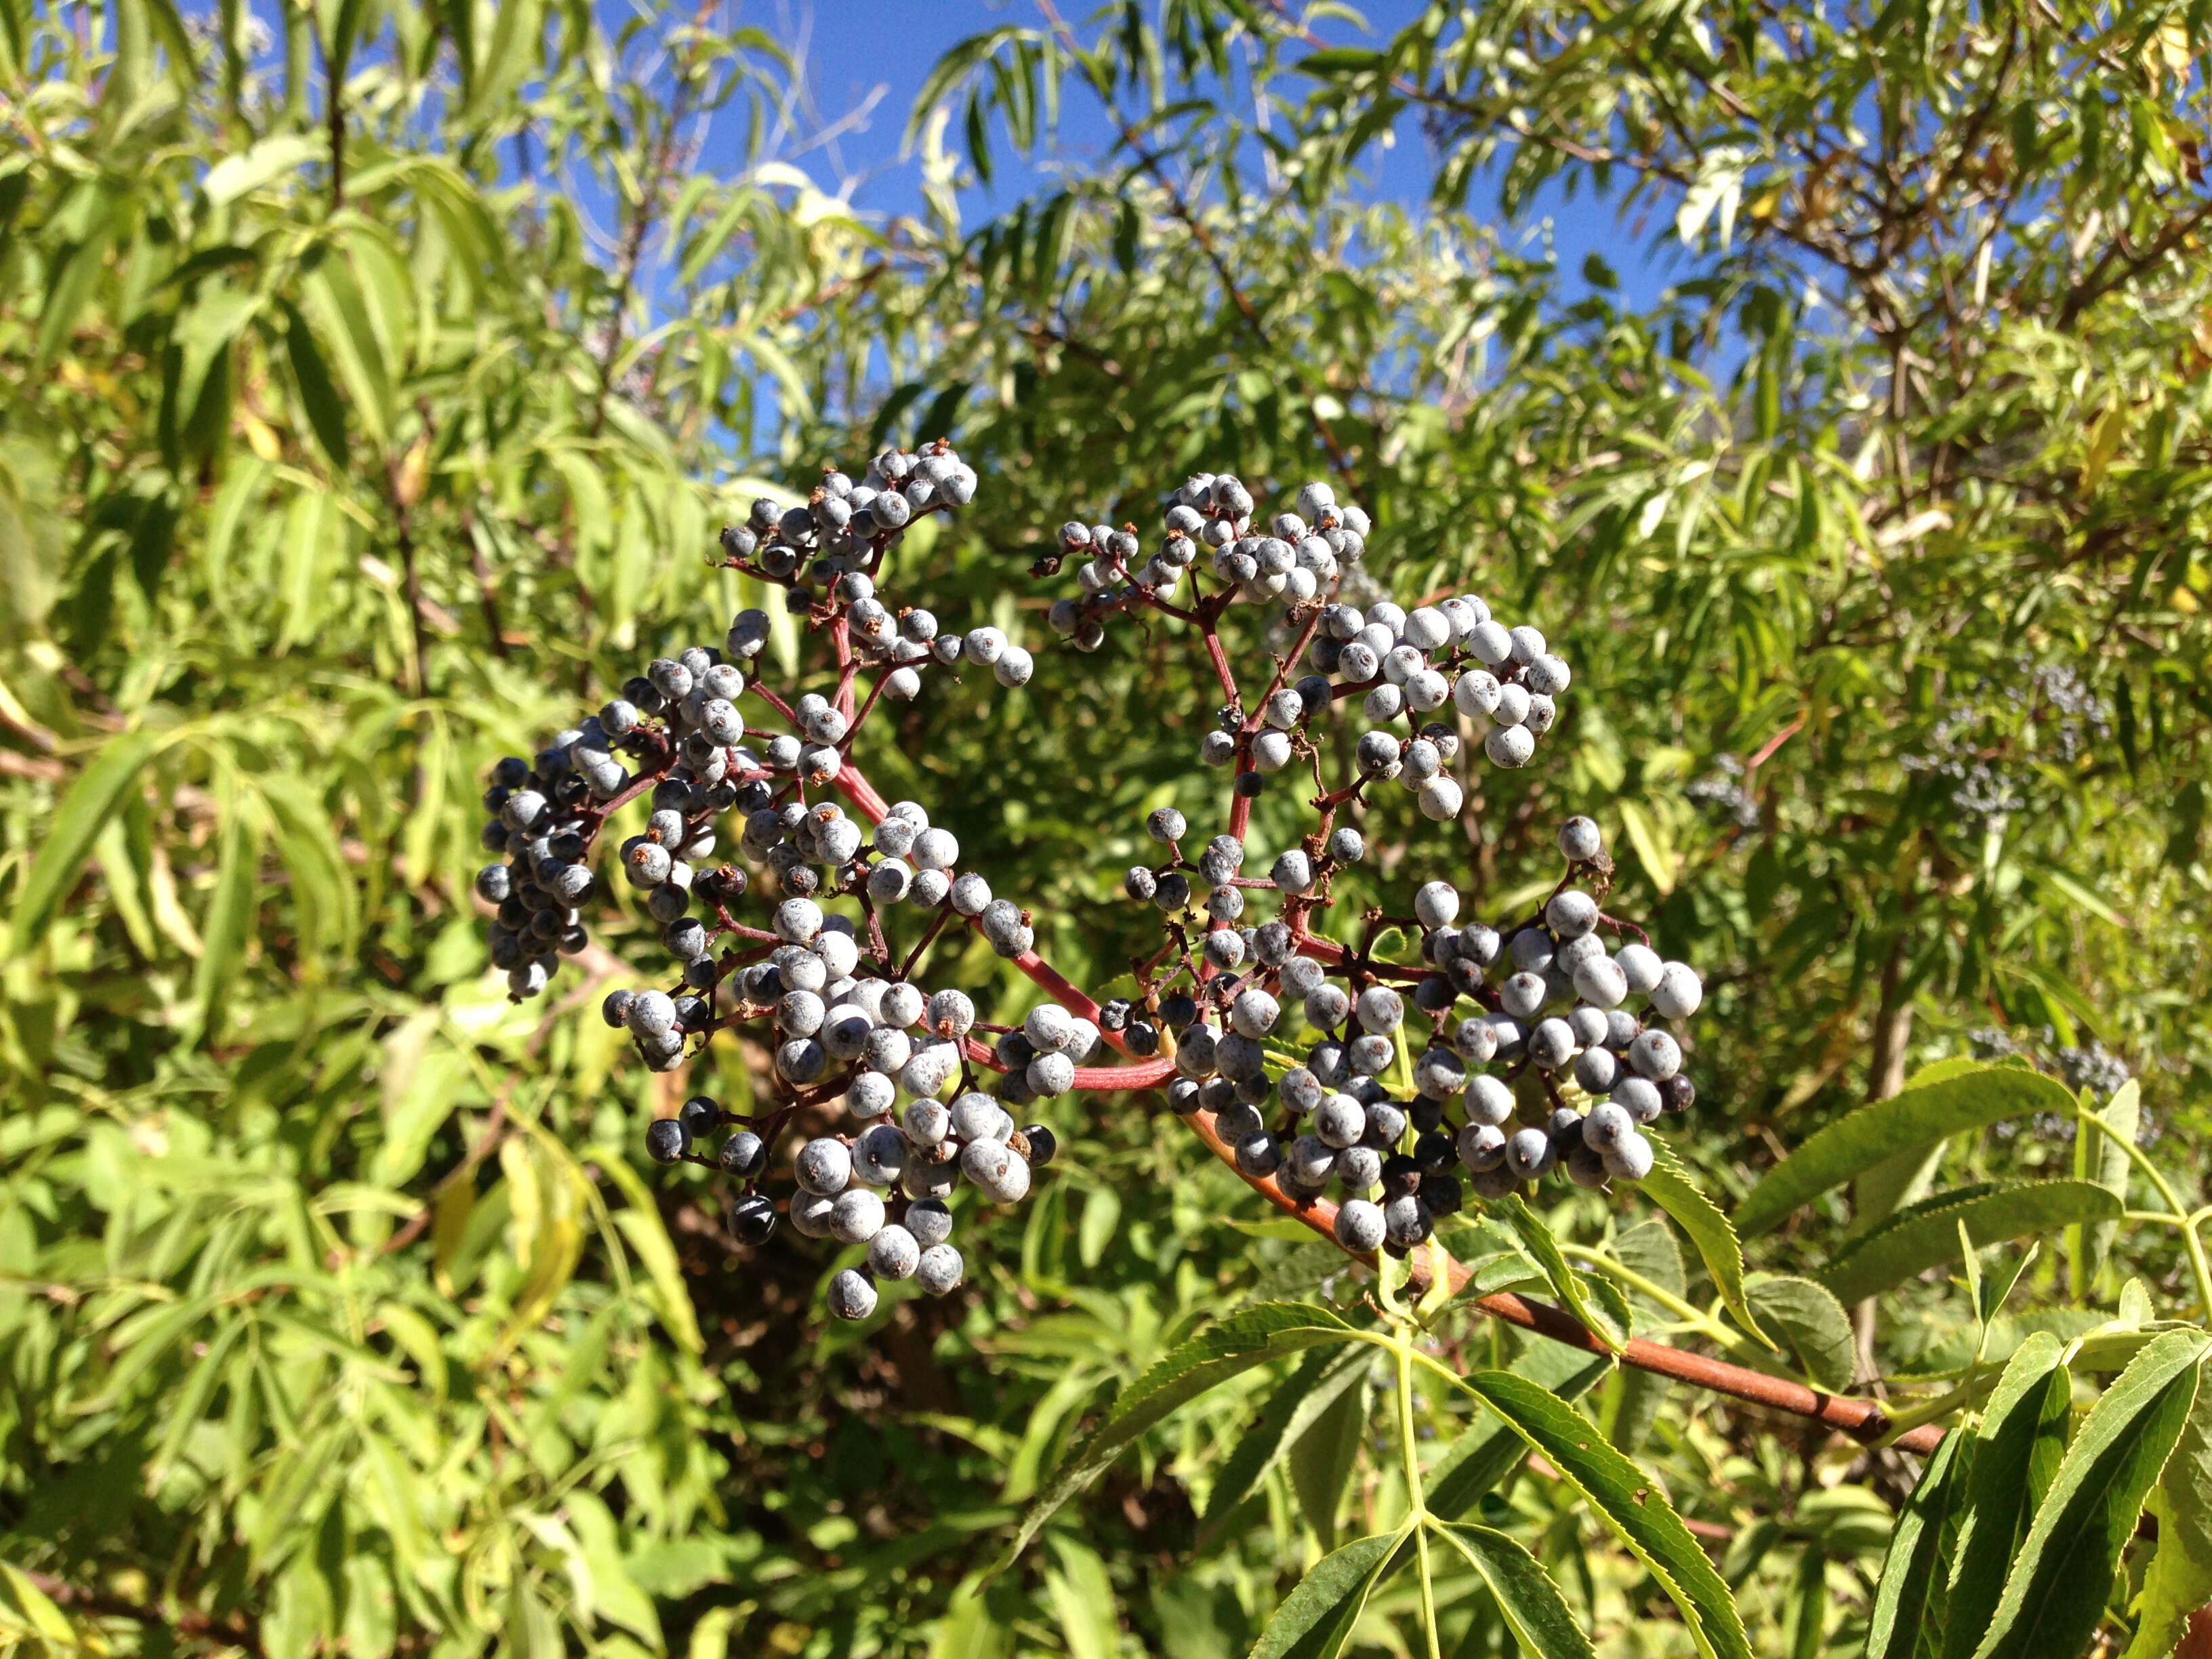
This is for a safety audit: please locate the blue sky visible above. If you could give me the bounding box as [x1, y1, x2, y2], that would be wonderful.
[724, 0, 1679, 308]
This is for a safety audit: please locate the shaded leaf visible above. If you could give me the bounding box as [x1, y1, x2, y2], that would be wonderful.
[1969, 1330, 2209, 1659]
[1248, 1531, 1400, 1659]
[1737, 1063, 2076, 1237]
[1864, 1428, 1971, 1659]
[1746, 1275, 1857, 1393]
[1000, 1304, 1359, 1570]
[1818, 1181, 2120, 1303]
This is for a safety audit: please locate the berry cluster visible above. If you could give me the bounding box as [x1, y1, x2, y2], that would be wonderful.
[476, 444, 1092, 1319]
[1116, 806, 1701, 1254]
[1044, 474, 1572, 802]
[480, 453, 1714, 1322]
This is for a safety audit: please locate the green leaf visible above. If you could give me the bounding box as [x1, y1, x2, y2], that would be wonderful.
[1435, 1524, 1596, 1658]
[596, 1149, 705, 1355]
[1044, 1536, 1121, 1659]
[1864, 1428, 1972, 1659]
[2082, 1080, 2140, 1279]
[1448, 1370, 1753, 1659]
[1427, 1347, 1614, 1521]
[1199, 1344, 1372, 1549]
[1641, 1136, 1772, 1349]
[282, 300, 349, 468]
[1745, 1275, 1858, 1393]
[202, 133, 325, 205]
[1817, 1182, 2121, 1303]
[1968, 1330, 2210, 1659]
[1286, 1370, 1368, 1552]
[190, 802, 261, 1045]
[10, 728, 159, 954]
[1737, 1063, 2078, 1237]
[1494, 1195, 1622, 1349]
[1942, 1334, 2074, 1658]
[1000, 1304, 1359, 1570]
[1248, 1530, 1401, 1659]
[2125, 1368, 2212, 1659]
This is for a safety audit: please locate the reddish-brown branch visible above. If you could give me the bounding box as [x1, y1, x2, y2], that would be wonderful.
[790, 757, 1949, 1455]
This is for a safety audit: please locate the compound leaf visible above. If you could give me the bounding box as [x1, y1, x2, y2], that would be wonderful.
[1969, 1330, 2208, 1659]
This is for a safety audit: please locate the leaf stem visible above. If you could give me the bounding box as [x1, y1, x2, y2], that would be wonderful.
[2074, 1103, 2212, 1315]
[1395, 1338, 1445, 1659]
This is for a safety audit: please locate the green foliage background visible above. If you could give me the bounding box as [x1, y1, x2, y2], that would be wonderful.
[3, 0, 2211, 1654]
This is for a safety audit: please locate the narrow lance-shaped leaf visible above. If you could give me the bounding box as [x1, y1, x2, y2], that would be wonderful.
[1427, 1349, 1614, 1521]
[1641, 1135, 1772, 1349]
[1286, 1368, 1367, 1553]
[1864, 1428, 1973, 1659]
[1449, 1370, 1753, 1659]
[1197, 1343, 1374, 1549]
[9, 728, 159, 952]
[2124, 1366, 2212, 1659]
[1435, 1524, 1597, 1659]
[1248, 1530, 1403, 1659]
[1736, 1063, 2076, 1237]
[1818, 1181, 2120, 1303]
[999, 1303, 1360, 1571]
[1968, 1330, 2209, 1659]
[1941, 1334, 2074, 1659]
[1494, 1194, 1622, 1349]
[190, 799, 262, 1046]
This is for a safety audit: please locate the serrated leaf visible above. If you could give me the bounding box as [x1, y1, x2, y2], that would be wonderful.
[1864, 1427, 1972, 1659]
[1640, 1136, 1772, 1349]
[1818, 1181, 2120, 1303]
[1197, 1344, 1372, 1549]
[999, 1304, 1359, 1571]
[1428, 1347, 1614, 1521]
[2125, 1366, 2212, 1659]
[1746, 1275, 1858, 1393]
[1969, 1330, 2209, 1659]
[1738, 1063, 2078, 1237]
[1448, 1371, 1753, 1659]
[1941, 1334, 2074, 1658]
[9, 728, 159, 952]
[1435, 1524, 1596, 1658]
[1494, 1195, 1621, 1349]
[1248, 1530, 1401, 1659]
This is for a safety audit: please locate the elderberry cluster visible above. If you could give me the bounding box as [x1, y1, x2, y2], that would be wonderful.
[1115, 808, 1702, 1254]
[476, 444, 1091, 1320]
[1044, 474, 1571, 801]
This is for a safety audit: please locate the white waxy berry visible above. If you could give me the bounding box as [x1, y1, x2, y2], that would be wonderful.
[1650, 962, 1704, 1020]
[1334, 1198, 1387, 1252]
[827, 1267, 878, 1320]
[796, 1137, 853, 1195]
[830, 1187, 886, 1243]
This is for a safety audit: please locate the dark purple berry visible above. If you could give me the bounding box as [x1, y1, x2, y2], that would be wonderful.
[728, 1192, 777, 1245]
[645, 1118, 689, 1164]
